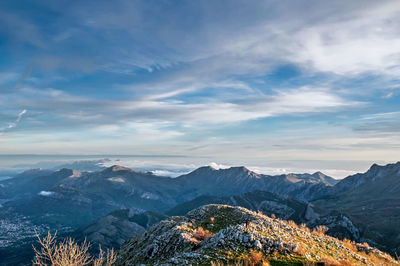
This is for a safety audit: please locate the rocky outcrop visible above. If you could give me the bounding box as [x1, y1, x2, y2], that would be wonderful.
[308, 213, 360, 241]
[116, 205, 397, 265]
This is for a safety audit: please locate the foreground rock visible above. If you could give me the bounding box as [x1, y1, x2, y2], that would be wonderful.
[116, 204, 397, 265]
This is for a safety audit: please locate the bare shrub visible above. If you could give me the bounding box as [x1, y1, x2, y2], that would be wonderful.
[312, 225, 329, 236]
[299, 223, 310, 233]
[93, 246, 117, 266]
[287, 220, 298, 228]
[192, 226, 215, 242]
[249, 250, 263, 265]
[342, 238, 357, 252]
[33, 231, 116, 266]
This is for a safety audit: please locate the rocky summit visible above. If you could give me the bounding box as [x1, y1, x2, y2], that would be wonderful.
[116, 204, 397, 265]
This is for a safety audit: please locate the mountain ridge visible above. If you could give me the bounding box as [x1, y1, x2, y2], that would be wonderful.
[116, 204, 398, 265]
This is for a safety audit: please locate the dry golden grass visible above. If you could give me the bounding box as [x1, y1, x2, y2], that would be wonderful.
[299, 223, 310, 233]
[320, 255, 341, 266]
[320, 256, 355, 266]
[362, 251, 395, 266]
[211, 258, 270, 266]
[341, 238, 357, 252]
[32, 231, 116, 266]
[338, 259, 354, 266]
[360, 242, 370, 248]
[211, 249, 270, 266]
[192, 226, 216, 242]
[292, 243, 307, 256]
[287, 220, 298, 228]
[311, 225, 329, 236]
[249, 250, 263, 265]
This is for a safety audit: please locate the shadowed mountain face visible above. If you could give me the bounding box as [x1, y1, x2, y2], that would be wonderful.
[314, 162, 400, 254]
[174, 166, 335, 202]
[330, 162, 400, 196]
[167, 190, 311, 222]
[71, 209, 168, 252]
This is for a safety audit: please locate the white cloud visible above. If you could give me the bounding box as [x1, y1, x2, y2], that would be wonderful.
[360, 112, 400, 120]
[292, 12, 400, 75]
[209, 162, 230, 170]
[172, 0, 400, 77]
[16, 109, 27, 123]
[7, 109, 27, 129]
[38, 191, 55, 196]
[0, 109, 28, 133]
[382, 92, 394, 99]
[116, 87, 358, 125]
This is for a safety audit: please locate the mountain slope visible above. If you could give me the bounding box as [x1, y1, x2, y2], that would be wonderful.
[71, 209, 167, 252]
[314, 161, 400, 254]
[0, 168, 54, 198]
[117, 205, 397, 265]
[57, 165, 181, 212]
[331, 162, 400, 196]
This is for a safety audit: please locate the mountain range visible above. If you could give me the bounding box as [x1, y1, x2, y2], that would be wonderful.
[1, 161, 400, 264]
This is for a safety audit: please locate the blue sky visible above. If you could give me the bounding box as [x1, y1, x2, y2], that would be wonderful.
[1, 0, 400, 177]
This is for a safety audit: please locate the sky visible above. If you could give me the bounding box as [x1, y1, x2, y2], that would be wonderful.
[1, 0, 400, 178]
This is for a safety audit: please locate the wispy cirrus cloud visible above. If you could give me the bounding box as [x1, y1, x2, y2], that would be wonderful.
[5, 86, 356, 130]
[0, 109, 27, 133]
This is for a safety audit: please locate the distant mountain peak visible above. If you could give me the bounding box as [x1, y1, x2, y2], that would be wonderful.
[333, 161, 400, 195]
[103, 165, 135, 173]
[368, 161, 400, 172]
[312, 171, 326, 177]
[69, 169, 82, 178]
[56, 168, 75, 175]
[283, 171, 337, 186]
[201, 165, 218, 171]
[230, 166, 251, 172]
[190, 165, 255, 175]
